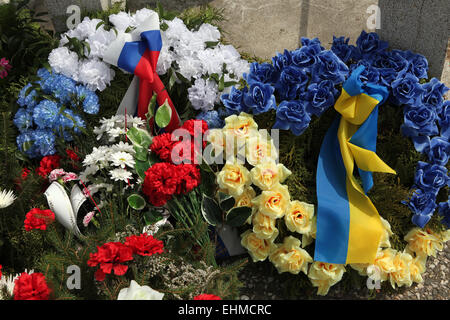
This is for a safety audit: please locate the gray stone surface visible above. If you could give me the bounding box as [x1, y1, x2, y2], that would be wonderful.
[377, 0, 450, 79]
[128, 0, 211, 12]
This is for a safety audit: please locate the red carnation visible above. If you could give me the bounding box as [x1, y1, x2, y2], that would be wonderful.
[24, 208, 55, 231]
[181, 119, 208, 138]
[21, 168, 30, 180]
[66, 149, 80, 162]
[0, 265, 2, 280]
[36, 155, 61, 178]
[13, 272, 50, 300]
[87, 242, 134, 281]
[176, 164, 201, 195]
[150, 133, 178, 161]
[142, 163, 179, 206]
[193, 294, 222, 300]
[124, 234, 164, 256]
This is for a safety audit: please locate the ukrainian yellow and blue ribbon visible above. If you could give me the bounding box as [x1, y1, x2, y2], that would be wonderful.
[314, 65, 396, 264]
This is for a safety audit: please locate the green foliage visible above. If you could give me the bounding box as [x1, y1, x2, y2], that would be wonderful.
[179, 5, 225, 31]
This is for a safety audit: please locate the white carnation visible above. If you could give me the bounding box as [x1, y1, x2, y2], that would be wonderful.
[76, 17, 103, 40]
[78, 59, 115, 91]
[86, 27, 117, 59]
[48, 47, 80, 80]
[177, 56, 203, 80]
[195, 23, 221, 43]
[188, 78, 218, 111]
[132, 8, 157, 26]
[109, 11, 135, 32]
[118, 280, 164, 300]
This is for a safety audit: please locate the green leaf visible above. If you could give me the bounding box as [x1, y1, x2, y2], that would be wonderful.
[205, 41, 219, 49]
[127, 194, 146, 211]
[127, 127, 152, 149]
[218, 73, 225, 92]
[155, 100, 172, 129]
[135, 159, 151, 180]
[226, 206, 252, 227]
[96, 21, 105, 30]
[134, 145, 148, 162]
[201, 194, 223, 226]
[144, 210, 164, 225]
[220, 196, 235, 212]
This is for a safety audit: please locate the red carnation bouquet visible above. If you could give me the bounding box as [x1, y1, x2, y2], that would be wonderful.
[24, 208, 55, 231]
[13, 272, 51, 300]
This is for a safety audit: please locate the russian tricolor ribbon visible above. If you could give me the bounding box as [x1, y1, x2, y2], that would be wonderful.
[314, 65, 396, 264]
[103, 11, 180, 132]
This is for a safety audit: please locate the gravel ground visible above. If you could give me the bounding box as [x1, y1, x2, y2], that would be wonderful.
[236, 243, 449, 300]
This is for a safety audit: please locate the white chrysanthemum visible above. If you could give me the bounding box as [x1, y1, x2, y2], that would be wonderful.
[0, 189, 16, 209]
[0, 269, 34, 300]
[111, 141, 135, 154]
[109, 11, 135, 32]
[78, 59, 115, 91]
[111, 151, 135, 169]
[86, 27, 117, 59]
[48, 47, 80, 80]
[107, 127, 127, 142]
[195, 23, 221, 43]
[83, 146, 110, 166]
[132, 8, 157, 25]
[188, 78, 218, 111]
[79, 164, 99, 183]
[109, 168, 133, 182]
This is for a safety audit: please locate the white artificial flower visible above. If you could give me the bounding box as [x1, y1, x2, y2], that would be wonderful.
[188, 78, 219, 111]
[107, 127, 127, 142]
[86, 27, 117, 59]
[117, 280, 164, 300]
[75, 17, 103, 40]
[111, 151, 135, 169]
[109, 11, 135, 32]
[195, 23, 221, 43]
[156, 45, 175, 75]
[164, 18, 190, 43]
[79, 164, 99, 183]
[78, 59, 115, 91]
[0, 269, 34, 300]
[59, 28, 83, 46]
[109, 168, 133, 182]
[177, 56, 203, 81]
[197, 48, 224, 75]
[132, 8, 157, 26]
[111, 141, 135, 154]
[48, 47, 80, 80]
[0, 189, 16, 209]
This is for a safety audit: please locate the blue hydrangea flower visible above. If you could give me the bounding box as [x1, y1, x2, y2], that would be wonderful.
[17, 84, 38, 109]
[32, 129, 56, 156]
[13, 108, 34, 133]
[52, 75, 77, 103]
[37, 68, 51, 80]
[391, 72, 424, 105]
[273, 100, 311, 136]
[413, 161, 449, 194]
[331, 36, 356, 63]
[275, 65, 309, 100]
[243, 82, 276, 115]
[311, 50, 349, 85]
[221, 86, 247, 115]
[82, 91, 100, 115]
[16, 130, 37, 158]
[303, 80, 338, 116]
[196, 110, 225, 129]
[33, 99, 60, 129]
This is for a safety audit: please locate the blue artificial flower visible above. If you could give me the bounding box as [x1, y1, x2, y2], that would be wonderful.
[273, 100, 311, 136]
[40, 72, 59, 94]
[243, 82, 276, 115]
[401, 50, 429, 79]
[291, 42, 322, 69]
[82, 91, 100, 115]
[371, 51, 408, 73]
[16, 130, 37, 158]
[32, 99, 60, 129]
[413, 161, 449, 194]
[391, 72, 425, 106]
[404, 189, 437, 228]
[221, 86, 247, 115]
[17, 84, 38, 109]
[37, 68, 51, 80]
[401, 104, 439, 139]
[438, 199, 450, 229]
[300, 37, 324, 50]
[244, 62, 279, 85]
[196, 110, 225, 129]
[425, 136, 450, 166]
[311, 50, 349, 85]
[275, 65, 309, 100]
[331, 36, 356, 63]
[302, 80, 337, 116]
[272, 49, 292, 72]
[32, 129, 56, 157]
[52, 75, 77, 103]
[354, 30, 389, 60]
[421, 78, 449, 114]
[13, 108, 34, 133]
[378, 67, 398, 87]
[438, 101, 450, 138]
[350, 61, 380, 84]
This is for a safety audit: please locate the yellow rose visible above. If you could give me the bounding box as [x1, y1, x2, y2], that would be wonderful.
[389, 252, 413, 288]
[379, 217, 393, 248]
[284, 200, 315, 234]
[216, 159, 251, 197]
[241, 230, 277, 262]
[245, 135, 278, 166]
[233, 186, 256, 224]
[251, 183, 290, 219]
[404, 227, 445, 258]
[301, 216, 317, 248]
[308, 261, 346, 296]
[409, 256, 426, 284]
[269, 236, 313, 275]
[223, 112, 258, 155]
[252, 211, 278, 240]
[368, 248, 397, 281]
[349, 263, 369, 276]
[250, 160, 292, 191]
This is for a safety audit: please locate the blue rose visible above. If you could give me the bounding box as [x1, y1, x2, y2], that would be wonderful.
[425, 136, 450, 166]
[438, 199, 450, 229]
[244, 62, 279, 85]
[243, 82, 276, 115]
[291, 42, 322, 69]
[401, 104, 438, 138]
[273, 100, 311, 136]
[413, 161, 449, 194]
[391, 72, 425, 105]
[371, 51, 408, 73]
[275, 65, 309, 100]
[438, 101, 450, 138]
[331, 36, 356, 63]
[351, 62, 380, 84]
[311, 50, 349, 85]
[272, 49, 292, 72]
[303, 80, 338, 116]
[13, 108, 34, 133]
[378, 68, 397, 87]
[404, 189, 437, 228]
[300, 37, 324, 50]
[401, 50, 429, 79]
[354, 31, 389, 59]
[32, 99, 61, 129]
[221, 86, 247, 115]
[421, 78, 449, 114]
